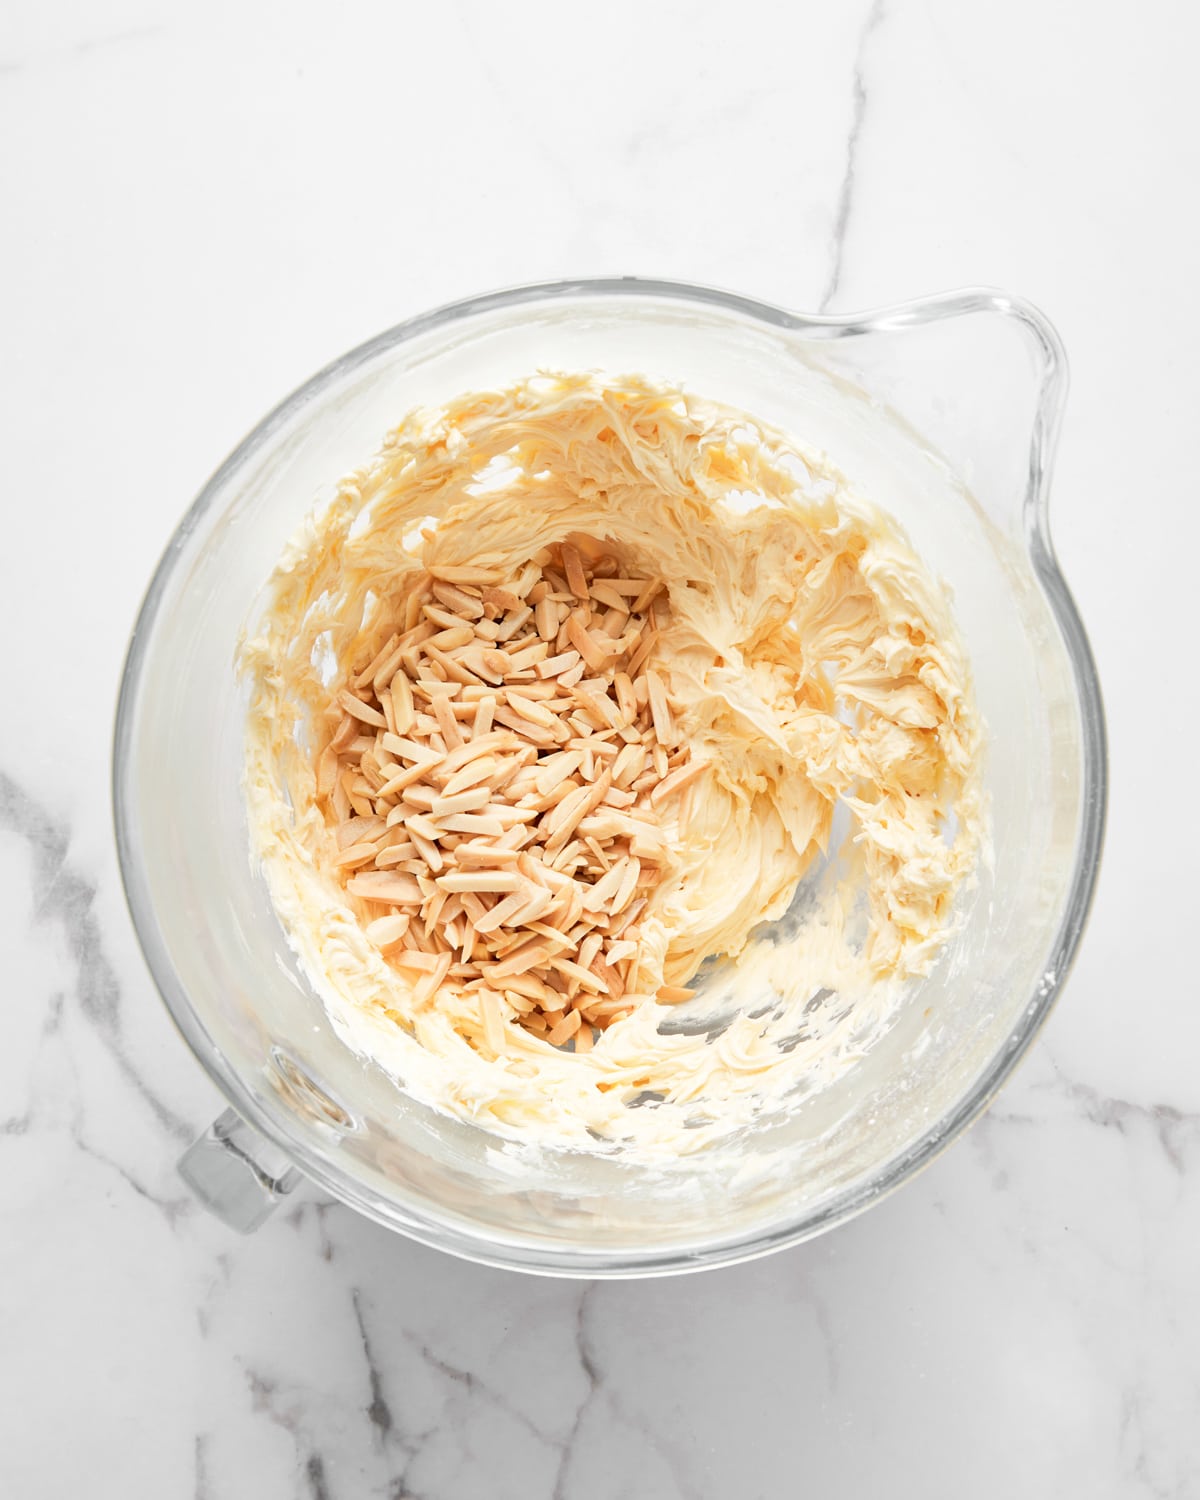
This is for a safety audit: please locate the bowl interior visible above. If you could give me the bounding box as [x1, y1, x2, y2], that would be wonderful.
[115, 285, 1097, 1273]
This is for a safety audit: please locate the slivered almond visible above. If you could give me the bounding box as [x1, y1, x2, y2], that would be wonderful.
[413, 951, 453, 1005]
[550, 957, 607, 995]
[441, 757, 498, 796]
[494, 606, 533, 642]
[534, 596, 558, 641]
[432, 693, 463, 749]
[337, 690, 388, 728]
[481, 585, 521, 613]
[429, 564, 506, 585]
[534, 751, 583, 796]
[509, 639, 550, 672]
[650, 758, 709, 805]
[409, 828, 444, 873]
[334, 842, 381, 869]
[454, 842, 521, 865]
[365, 913, 411, 952]
[656, 984, 695, 1004]
[429, 786, 492, 817]
[436, 870, 523, 893]
[347, 872, 423, 904]
[564, 612, 609, 670]
[547, 1009, 582, 1046]
[472, 695, 496, 737]
[534, 649, 582, 679]
[632, 578, 663, 614]
[431, 581, 485, 618]
[505, 690, 556, 728]
[353, 634, 400, 688]
[436, 812, 506, 836]
[330, 714, 358, 752]
[375, 842, 418, 867]
[317, 746, 339, 798]
[644, 670, 674, 746]
[493, 707, 557, 746]
[376, 758, 443, 800]
[561, 543, 589, 599]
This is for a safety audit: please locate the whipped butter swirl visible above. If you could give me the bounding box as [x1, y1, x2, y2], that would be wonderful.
[240, 374, 983, 1156]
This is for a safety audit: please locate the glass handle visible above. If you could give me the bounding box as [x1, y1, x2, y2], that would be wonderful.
[178, 1108, 303, 1232]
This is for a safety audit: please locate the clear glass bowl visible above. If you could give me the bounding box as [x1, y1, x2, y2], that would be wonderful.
[112, 279, 1106, 1275]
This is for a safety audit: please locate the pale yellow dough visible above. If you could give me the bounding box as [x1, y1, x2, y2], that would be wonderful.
[240, 374, 982, 1156]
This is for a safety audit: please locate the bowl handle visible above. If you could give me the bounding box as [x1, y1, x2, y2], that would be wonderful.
[177, 1108, 303, 1232]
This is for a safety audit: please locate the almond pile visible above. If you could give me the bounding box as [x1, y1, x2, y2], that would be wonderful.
[316, 537, 706, 1051]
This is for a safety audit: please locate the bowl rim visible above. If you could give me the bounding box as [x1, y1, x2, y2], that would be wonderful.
[112, 275, 1108, 1276]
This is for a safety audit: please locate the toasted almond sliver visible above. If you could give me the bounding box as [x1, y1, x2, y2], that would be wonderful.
[644, 670, 674, 747]
[381, 732, 439, 763]
[534, 751, 583, 797]
[365, 913, 411, 952]
[505, 690, 557, 728]
[492, 707, 557, 747]
[471, 891, 528, 935]
[423, 602, 470, 631]
[547, 1009, 583, 1046]
[499, 879, 551, 920]
[564, 612, 609, 671]
[550, 957, 607, 994]
[413, 951, 454, 1005]
[481, 585, 521, 613]
[439, 730, 516, 774]
[390, 947, 442, 971]
[429, 786, 492, 817]
[509, 640, 551, 673]
[561, 543, 589, 599]
[317, 746, 339, 798]
[353, 633, 401, 689]
[532, 650, 579, 680]
[650, 758, 708, 805]
[494, 606, 533, 642]
[439, 756, 497, 796]
[473, 695, 496, 738]
[333, 842, 381, 869]
[534, 596, 558, 641]
[485, 938, 553, 978]
[346, 872, 423, 904]
[376, 758, 443, 801]
[436, 870, 524, 893]
[429, 564, 506, 585]
[436, 813, 506, 836]
[337, 690, 388, 728]
[409, 828, 444, 873]
[453, 842, 522, 865]
[581, 859, 626, 912]
[432, 693, 464, 750]
[589, 580, 630, 613]
[431, 581, 485, 618]
[375, 842, 417, 867]
[596, 576, 648, 596]
[656, 984, 696, 1004]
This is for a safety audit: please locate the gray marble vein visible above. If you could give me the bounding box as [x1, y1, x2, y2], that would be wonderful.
[0, 771, 190, 1142]
[820, 0, 886, 311]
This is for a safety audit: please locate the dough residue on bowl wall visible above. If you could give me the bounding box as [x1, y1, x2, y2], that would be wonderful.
[238, 373, 984, 1158]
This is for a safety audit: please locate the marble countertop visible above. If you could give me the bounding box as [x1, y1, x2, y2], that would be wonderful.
[2, 1, 1197, 1495]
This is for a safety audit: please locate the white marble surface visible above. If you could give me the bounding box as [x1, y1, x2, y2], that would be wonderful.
[2, 1, 1197, 1495]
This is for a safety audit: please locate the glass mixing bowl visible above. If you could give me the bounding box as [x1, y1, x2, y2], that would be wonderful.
[113, 278, 1106, 1274]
